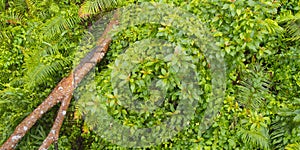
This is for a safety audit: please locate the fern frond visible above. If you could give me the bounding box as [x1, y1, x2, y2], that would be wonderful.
[285, 143, 300, 150]
[23, 43, 71, 87]
[270, 116, 288, 149]
[41, 13, 81, 40]
[237, 65, 270, 110]
[270, 98, 300, 149]
[24, 0, 35, 14]
[7, 0, 27, 13]
[278, 98, 300, 116]
[278, 11, 300, 41]
[2, 9, 24, 25]
[79, 0, 120, 18]
[0, 29, 13, 42]
[286, 19, 300, 41]
[238, 127, 270, 150]
[25, 58, 70, 87]
[259, 18, 284, 35]
[278, 10, 300, 24]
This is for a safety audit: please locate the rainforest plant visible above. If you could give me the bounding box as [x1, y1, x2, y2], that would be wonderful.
[0, 0, 299, 149]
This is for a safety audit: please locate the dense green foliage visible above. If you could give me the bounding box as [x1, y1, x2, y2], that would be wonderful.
[0, 0, 299, 149]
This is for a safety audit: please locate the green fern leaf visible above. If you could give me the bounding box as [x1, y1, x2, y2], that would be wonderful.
[285, 143, 300, 150]
[278, 11, 300, 41]
[79, 0, 120, 18]
[41, 13, 81, 40]
[25, 58, 70, 87]
[237, 65, 270, 110]
[270, 117, 288, 149]
[238, 127, 270, 150]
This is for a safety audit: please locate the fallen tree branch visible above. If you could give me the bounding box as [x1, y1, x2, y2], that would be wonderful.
[39, 86, 73, 150]
[0, 12, 119, 150]
[0, 77, 73, 150]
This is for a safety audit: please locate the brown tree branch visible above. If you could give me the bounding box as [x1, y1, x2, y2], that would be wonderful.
[0, 12, 119, 150]
[0, 77, 73, 150]
[39, 87, 73, 150]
